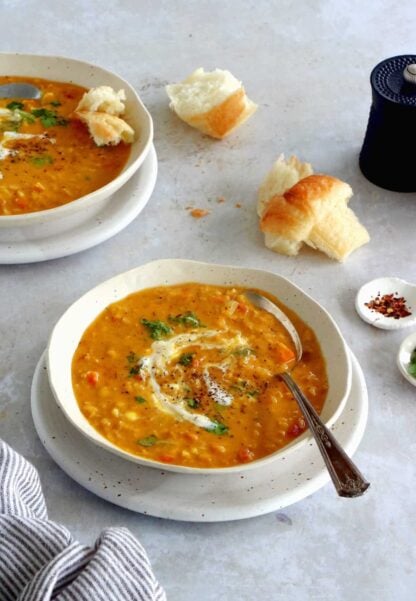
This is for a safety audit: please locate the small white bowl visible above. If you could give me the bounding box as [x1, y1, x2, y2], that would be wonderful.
[397, 331, 416, 387]
[355, 277, 416, 330]
[47, 259, 352, 475]
[0, 53, 153, 243]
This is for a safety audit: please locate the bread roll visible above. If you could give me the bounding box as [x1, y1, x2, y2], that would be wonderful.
[166, 68, 257, 139]
[258, 155, 370, 261]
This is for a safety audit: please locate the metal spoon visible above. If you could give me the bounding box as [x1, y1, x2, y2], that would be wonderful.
[244, 290, 370, 498]
[0, 83, 41, 99]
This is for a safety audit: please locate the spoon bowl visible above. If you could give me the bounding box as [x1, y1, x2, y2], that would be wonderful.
[244, 290, 370, 497]
[0, 82, 41, 99]
[244, 290, 302, 362]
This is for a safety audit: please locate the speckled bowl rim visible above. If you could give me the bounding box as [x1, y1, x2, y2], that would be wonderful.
[0, 52, 153, 226]
[47, 259, 352, 475]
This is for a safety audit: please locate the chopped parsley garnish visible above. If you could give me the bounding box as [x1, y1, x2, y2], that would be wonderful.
[31, 108, 68, 127]
[127, 351, 140, 364]
[230, 380, 247, 392]
[247, 389, 260, 397]
[141, 318, 172, 340]
[3, 103, 35, 128]
[137, 435, 158, 447]
[178, 352, 194, 366]
[127, 354, 143, 376]
[0, 120, 19, 132]
[169, 311, 205, 328]
[135, 396, 147, 404]
[233, 347, 255, 357]
[50, 100, 62, 107]
[408, 349, 416, 377]
[230, 380, 258, 397]
[207, 421, 229, 436]
[186, 398, 199, 408]
[30, 154, 53, 167]
[6, 101, 24, 110]
[16, 109, 36, 124]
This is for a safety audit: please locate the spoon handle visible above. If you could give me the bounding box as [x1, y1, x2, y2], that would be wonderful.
[279, 373, 370, 498]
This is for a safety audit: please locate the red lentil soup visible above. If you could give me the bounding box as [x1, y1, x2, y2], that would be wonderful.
[72, 284, 328, 468]
[0, 76, 131, 215]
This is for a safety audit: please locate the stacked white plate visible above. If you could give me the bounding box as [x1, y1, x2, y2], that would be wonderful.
[32, 260, 369, 521]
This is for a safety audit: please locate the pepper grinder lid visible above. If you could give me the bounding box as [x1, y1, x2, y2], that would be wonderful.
[359, 55, 416, 192]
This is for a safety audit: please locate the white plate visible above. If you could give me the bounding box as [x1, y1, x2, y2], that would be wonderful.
[355, 276, 416, 330]
[31, 349, 368, 522]
[0, 144, 157, 264]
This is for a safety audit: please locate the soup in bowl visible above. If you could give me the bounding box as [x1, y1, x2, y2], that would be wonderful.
[47, 260, 351, 474]
[0, 53, 153, 241]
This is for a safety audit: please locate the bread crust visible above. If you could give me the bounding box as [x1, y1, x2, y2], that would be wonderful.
[260, 175, 351, 237]
[186, 88, 254, 139]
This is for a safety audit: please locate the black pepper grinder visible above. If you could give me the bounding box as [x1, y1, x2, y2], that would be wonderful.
[359, 55, 416, 192]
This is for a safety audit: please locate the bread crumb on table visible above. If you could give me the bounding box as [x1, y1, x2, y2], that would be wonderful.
[189, 208, 210, 218]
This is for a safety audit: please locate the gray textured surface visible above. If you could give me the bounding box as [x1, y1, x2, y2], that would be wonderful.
[1, 1, 416, 599]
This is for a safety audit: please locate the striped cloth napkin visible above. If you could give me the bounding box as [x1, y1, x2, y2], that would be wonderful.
[0, 440, 166, 600]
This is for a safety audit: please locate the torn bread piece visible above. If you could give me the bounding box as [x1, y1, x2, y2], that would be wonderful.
[75, 111, 134, 146]
[307, 205, 371, 262]
[76, 86, 126, 115]
[74, 86, 135, 146]
[258, 155, 370, 261]
[257, 154, 313, 217]
[166, 68, 257, 139]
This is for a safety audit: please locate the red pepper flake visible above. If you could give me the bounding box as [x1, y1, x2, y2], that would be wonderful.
[365, 292, 412, 319]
